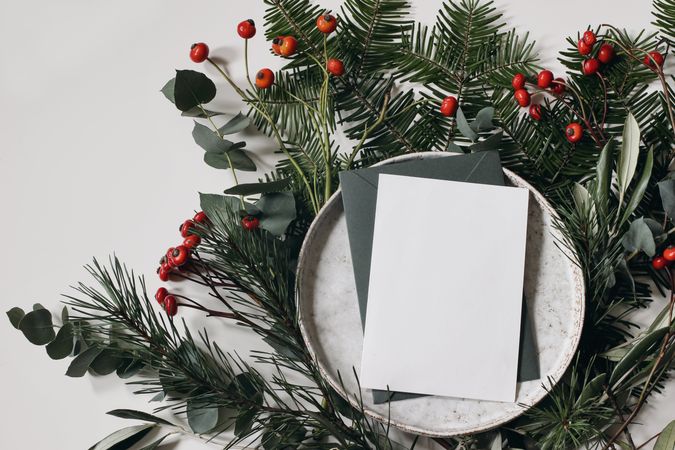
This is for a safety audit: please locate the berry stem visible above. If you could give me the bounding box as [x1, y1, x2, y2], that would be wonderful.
[346, 93, 390, 168]
[321, 34, 333, 201]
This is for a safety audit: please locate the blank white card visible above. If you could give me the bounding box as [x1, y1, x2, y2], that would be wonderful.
[360, 174, 529, 402]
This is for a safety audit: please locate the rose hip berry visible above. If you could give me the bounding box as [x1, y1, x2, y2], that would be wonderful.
[164, 295, 178, 316]
[582, 58, 600, 76]
[316, 13, 337, 34]
[644, 51, 665, 68]
[193, 211, 208, 223]
[170, 245, 189, 267]
[440, 96, 459, 117]
[652, 255, 669, 270]
[241, 215, 260, 231]
[237, 19, 256, 39]
[529, 104, 542, 121]
[565, 123, 583, 143]
[327, 58, 345, 76]
[511, 73, 526, 90]
[180, 220, 195, 238]
[155, 287, 168, 305]
[537, 70, 554, 89]
[271, 37, 283, 55]
[157, 265, 170, 282]
[514, 89, 531, 107]
[184, 234, 201, 249]
[279, 36, 298, 57]
[597, 44, 615, 64]
[663, 246, 675, 262]
[255, 69, 274, 89]
[190, 43, 209, 63]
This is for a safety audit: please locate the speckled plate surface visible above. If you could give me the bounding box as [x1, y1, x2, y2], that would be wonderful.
[296, 153, 585, 437]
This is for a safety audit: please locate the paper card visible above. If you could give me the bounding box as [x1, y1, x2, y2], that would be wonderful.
[360, 174, 529, 402]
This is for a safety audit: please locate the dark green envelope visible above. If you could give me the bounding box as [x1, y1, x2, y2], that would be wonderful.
[339, 151, 540, 404]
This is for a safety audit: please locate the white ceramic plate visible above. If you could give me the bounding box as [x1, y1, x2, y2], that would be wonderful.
[296, 153, 585, 437]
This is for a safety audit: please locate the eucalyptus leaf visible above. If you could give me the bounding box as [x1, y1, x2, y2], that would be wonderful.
[256, 192, 297, 236]
[446, 142, 463, 153]
[203, 148, 256, 171]
[6, 307, 25, 329]
[199, 193, 246, 220]
[66, 346, 104, 377]
[218, 113, 250, 135]
[192, 122, 234, 153]
[33, 303, 46, 311]
[609, 327, 668, 387]
[160, 78, 175, 104]
[654, 419, 675, 450]
[620, 148, 653, 225]
[173, 70, 216, 112]
[107, 409, 174, 426]
[234, 409, 257, 437]
[182, 106, 221, 118]
[456, 107, 478, 142]
[224, 178, 292, 196]
[622, 217, 656, 257]
[187, 400, 219, 434]
[89, 424, 154, 450]
[46, 322, 74, 359]
[470, 107, 495, 132]
[469, 130, 502, 152]
[19, 309, 55, 345]
[61, 306, 69, 324]
[116, 358, 145, 379]
[658, 179, 675, 219]
[90, 348, 126, 375]
[617, 113, 640, 203]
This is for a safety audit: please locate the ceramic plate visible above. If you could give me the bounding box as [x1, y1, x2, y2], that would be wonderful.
[296, 153, 585, 437]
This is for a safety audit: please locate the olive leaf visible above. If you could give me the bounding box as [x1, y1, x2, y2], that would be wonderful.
[594, 138, 614, 214]
[654, 420, 675, 450]
[658, 178, 675, 219]
[89, 424, 155, 450]
[620, 147, 653, 225]
[107, 409, 174, 426]
[617, 113, 640, 206]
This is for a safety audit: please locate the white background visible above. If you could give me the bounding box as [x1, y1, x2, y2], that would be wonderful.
[0, 1, 673, 449]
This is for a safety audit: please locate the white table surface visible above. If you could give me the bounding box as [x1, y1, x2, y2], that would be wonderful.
[1, 1, 672, 449]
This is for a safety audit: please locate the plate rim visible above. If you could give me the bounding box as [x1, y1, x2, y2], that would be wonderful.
[296, 152, 586, 437]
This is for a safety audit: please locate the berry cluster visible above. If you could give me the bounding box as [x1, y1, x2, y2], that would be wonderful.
[576, 30, 616, 76]
[651, 247, 675, 271]
[155, 211, 208, 316]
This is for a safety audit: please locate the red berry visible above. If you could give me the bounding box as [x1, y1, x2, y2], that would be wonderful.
[514, 89, 531, 107]
[189, 43, 209, 63]
[327, 58, 345, 76]
[255, 69, 274, 89]
[180, 220, 195, 238]
[193, 211, 208, 223]
[157, 265, 170, 282]
[279, 36, 298, 57]
[663, 246, 675, 261]
[529, 104, 542, 121]
[551, 78, 566, 95]
[316, 13, 337, 34]
[440, 96, 459, 117]
[597, 44, 615, 64]
[237, 19, 256, 39]
[184, 234, 201, 249]
[582, 58, 600, 76]
[511, 73, 526, 90]
[164, 295, 178, 316]
[644, 51, 665, 68]
[241, 215, 260, 231]
[537, 70, 554, 89]
[170, 245, 189, 267]
[652, 256, 669, 270]
[565, 122, 583, 143]
[577, 39, 592, 56]
[155, 287, 168, 305]
[582, 30, 596, 46]
[165, 247, 176, 267]
[271, 36, 284, 55]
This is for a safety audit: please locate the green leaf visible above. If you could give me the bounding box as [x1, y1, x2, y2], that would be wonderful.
[61, 306, 69, 324]
[107, 409, 174, 426]
[617, 113, 640, 203]
[234, 409, 257, 437]
[469, 107, 495, 132]
[654, 420, 675, 450]
[46, 322, 74, 359]
[66, 346, 104, 377]
[610, 327, 668, 387]
[256, 192, 297, 236]
[160, 78, 175, 104]
[218, 113, 250, 135]
[6, 307, 25, 329]
[19, 309, 55, 345]
[224, 178, 292, 196]
[116, 358, 145, 379]
[456, 107, 478, 142]
[203, 148, 256, 171]
[187, 400, 219, 434]
[658, 179, 675, 219]
[173, 70, 216, 112]
[594, 138, 614, 213]
[89, 424, 154, 450]
[90, 348, 126, 375]
[620, 148, 653, 225]
[181, 106, 221, 118]
[469, 130, 503, 152]
[622, 217, 657, 257]
[572, 183, 592, 212]
[576, 373, 606, 405]
[139, 434, 170, 450]
[199, 193, 246, 220]
[446, 142, 463, 153]
[192, 121, 234, 153]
